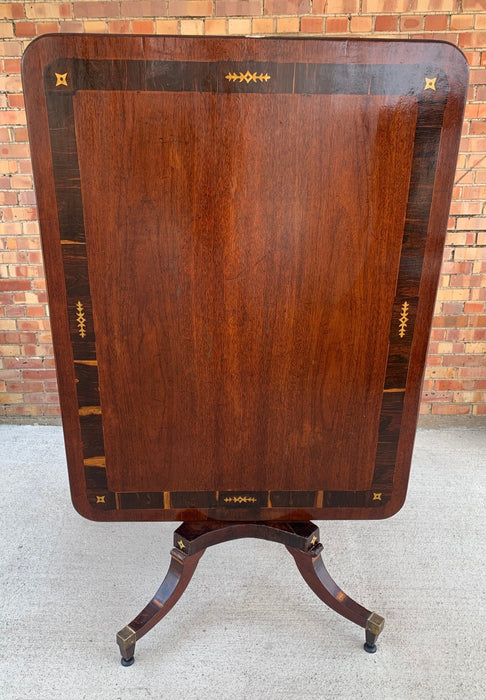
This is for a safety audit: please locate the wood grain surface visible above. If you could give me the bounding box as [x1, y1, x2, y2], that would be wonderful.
[22, 36, 468, 521]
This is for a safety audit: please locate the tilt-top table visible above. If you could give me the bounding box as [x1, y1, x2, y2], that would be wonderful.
[22, 34, 467, 664]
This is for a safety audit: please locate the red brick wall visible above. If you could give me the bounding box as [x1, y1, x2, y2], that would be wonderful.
[1, 1, 485, 420]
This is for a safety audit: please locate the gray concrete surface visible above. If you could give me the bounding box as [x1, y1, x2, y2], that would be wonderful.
[1, 424, 485, 700]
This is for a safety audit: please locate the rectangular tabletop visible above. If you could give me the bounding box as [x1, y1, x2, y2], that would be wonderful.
[22, 35, 468, 521]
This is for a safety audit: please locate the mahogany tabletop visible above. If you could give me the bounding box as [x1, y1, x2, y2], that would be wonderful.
[22, 35, 468, 522]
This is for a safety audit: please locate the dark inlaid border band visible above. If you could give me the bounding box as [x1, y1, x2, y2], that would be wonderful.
[45, 58, 448, 512]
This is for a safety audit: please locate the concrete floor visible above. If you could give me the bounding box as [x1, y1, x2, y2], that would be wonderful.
[0, 425, 485, 700]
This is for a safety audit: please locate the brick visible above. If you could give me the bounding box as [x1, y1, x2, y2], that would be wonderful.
[424, 15, 448, 31]
[107, 20, 130, 32]
[0, 4, 25, 19]
[462, 0, 485, 9]
[228, 18, 251, 33]
[25, 3, 70, 18]
[375, 16, 398, 32]
[350, 16, 373, 33]
[470, 288, 486, 301]
[441, 262, 473, 275]
[26, 306, 47, 317]
[465, 51, 481, 67]
[0, 73, 22, 91]
[8, 95, 25, 108]
[453, 391, 485, 403]
[83, 21, 107, 32]
[469, 109, 486, 126]
[155, 19, 178, 32]
[73, 2, 120, 18]
[12, 127, 30, 142]
[425, 367, 457, 379]
[469, 68, 486, 85]
[0, 20, 14, 36]
[4, 57, 21, 73]
[464, 342, 486, 354]
[411, 0, 458, 9]
[252, 17, 274, 33]
[121, 1, 168, 16]
[131, 19, 155, 32]
[431, 404, 471, 415]
[472, 404, 486, 415]
[0, 392, 23, 403]
[362, 0, 408, 11]
[59, 21, 84, 32]
[169, 0, 212, 14]
[430, 329, 446, 341]
[264, 0, 310, 14]
[446, 329, 486, 342]
[0, 40, 21, 55]
[4, 405, 44, 416]
[204, 18, 226, 33]
[276, 17, 299, 32]
[422, 390, 452, 403]
[301, 17, 323, 33]
[436, 289, 470, 301]
[180, 19, 204, 33]
[445, 232, 477, 246]
[1, 143, 30, 158]
[459, 367, 486, 378]
[0, 109, 25, 126]
[10, 175, 32, 189]
[400, 16, 423, 31]
[2, 206, 38, 221]
[456, 217, 486, 231]
[450, 274, 485, 288]
[0, 191, 18, 205]
[476, 15, 486, 30]
[215, 1, 261, 16]
[464, 302, 485, 314]
[435, 380, 473, 392]
[6, 380, 43, 393]
[22, 369, 57, 380]
[4, 357, 43, 370]
[469, 314, 486, 327]
[459, 33, 486, 49]
[325, 17, 347, 32]
[316, 0, 358, 11]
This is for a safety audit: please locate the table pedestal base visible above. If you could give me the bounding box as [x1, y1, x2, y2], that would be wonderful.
[116, 520, 384, 665]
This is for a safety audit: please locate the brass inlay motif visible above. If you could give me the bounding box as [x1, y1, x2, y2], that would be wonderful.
[223, 496, 257, 504]
[76, 300, 86, 338]
[383, 388, 406, 393]
[78, 406, 102, 416]
[424, 76, 437, 91]
[336, 590, 346, 602]
[398, 301, 409, 338]
[55, 72, 68, 87]
[373, 492, 382, 501]
[74, 360, 98, 366]
[226, 71, 271, 84]
[177, 539, 185, 550]
[96, 495, 106, 504]
[310, 535, 318, 546]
